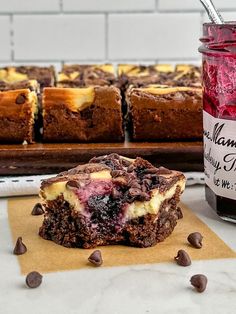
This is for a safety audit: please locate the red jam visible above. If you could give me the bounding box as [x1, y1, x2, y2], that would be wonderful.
[199, 22, 236, 222]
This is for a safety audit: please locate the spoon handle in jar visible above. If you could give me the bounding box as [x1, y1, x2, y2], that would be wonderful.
[199, 0, 224, 24]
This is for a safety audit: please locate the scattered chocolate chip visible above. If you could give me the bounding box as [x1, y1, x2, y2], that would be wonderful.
[190, 274, 208, 293]
[31, 203, 44, 216]
[156, 167, 172, 175]
[25, 271, 43, 288]
[175, 250, 191, 266]
[13, 237, 27, 255]
[15, 93, 26, 104]
[88, 250, 103, 266]
[66, 180, 81, 189]
[187, 232, 203, 249]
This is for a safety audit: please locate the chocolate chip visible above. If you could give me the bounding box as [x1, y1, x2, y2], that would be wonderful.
[143, 178, 152, 188]
[111, 170, 125, 178]
[15, 93, 26, 104]
[111, 188, 121, 200]
[129, 187, 141, 197]
[143, 167, 158, 174]
[25, 271, 43, 288]
[31, 203, 44, 216]
[187, 232, 203, 249]
[175, 250, 191, 266]
[13, 237, 27, 255]
[127, 165, 134, 173]
[176, 207, 183, 219]
[190, 274, 208, 293]
[130, 181, 142, 189]
[156, 167, 172, 175]
[66, 180, 81, 189]
[139, 192, 151, 201]
[88, 250, 103, 266]
[121, 158, 132, 167]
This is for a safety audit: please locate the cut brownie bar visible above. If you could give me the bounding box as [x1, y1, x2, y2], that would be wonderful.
[118, 64, 175, 92]
[39, 154, 185, 248]
[0, 88, 38, 143]
[118, 64, 201, 91]
[42, 86, 124, 142]
[0, 66, 56, 90]
[58, 64, 116, 87]
[0, 79, 40, 93]
[126, 84, 202, 140]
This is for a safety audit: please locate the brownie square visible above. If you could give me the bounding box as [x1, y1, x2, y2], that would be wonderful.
[126, 84, 203, 140]
[39, 154, 186, 248]
[117, 64, 175, 92]
[0, 88, 38, 143]
[42, 86, 124, 142]
[0, 66, 56, 91]
[57, 64, 116, 87]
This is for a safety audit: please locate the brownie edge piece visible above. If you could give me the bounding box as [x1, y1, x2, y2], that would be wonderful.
[0, 88, 38, 143]
[39, 154, 186, 249]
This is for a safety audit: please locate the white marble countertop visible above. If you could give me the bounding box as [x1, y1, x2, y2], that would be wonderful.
[0, 185, 235, 314]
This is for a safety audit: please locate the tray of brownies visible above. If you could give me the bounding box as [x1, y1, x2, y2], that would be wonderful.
[0, 64, 203, 175]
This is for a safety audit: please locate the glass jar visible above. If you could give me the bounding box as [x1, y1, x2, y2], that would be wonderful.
[199, 22, 236, 223]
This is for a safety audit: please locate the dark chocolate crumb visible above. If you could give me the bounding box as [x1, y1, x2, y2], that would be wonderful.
[190, 274, 208, 293]
[175, 249, 191, 266]
[25, 271, 43, 288]
[13, 237, 27, 255]
[15, 93, 26, 104]
[31, 203, 44, 216]
[187, 232, 203, 249]
[88, 250, 103, 266]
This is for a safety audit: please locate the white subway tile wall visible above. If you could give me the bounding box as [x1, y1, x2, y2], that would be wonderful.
[0, 0, 235, 65]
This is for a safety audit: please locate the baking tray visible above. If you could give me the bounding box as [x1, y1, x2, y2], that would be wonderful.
[0, 141, 203, 175]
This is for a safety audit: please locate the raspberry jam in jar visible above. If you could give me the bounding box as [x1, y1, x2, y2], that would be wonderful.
[199, 22, 236, 222]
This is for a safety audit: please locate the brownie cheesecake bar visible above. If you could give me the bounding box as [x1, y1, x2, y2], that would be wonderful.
[39, 154, 185, 248]
[0, 83, 38, 143]
[57, 64, 116, 87]
[117, 64, 175, 92]
[0, 66, 56, 91]
[42, 86, 124, 142]
[126, 84, 202, 140]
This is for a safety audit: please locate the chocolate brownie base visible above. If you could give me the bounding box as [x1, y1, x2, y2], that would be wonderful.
[39, 188, 182, 249]
[126, 85, 203, 140]
[43, 86, 124, 142]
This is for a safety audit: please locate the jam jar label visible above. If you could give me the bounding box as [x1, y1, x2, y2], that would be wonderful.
[203, 110, 236, 200]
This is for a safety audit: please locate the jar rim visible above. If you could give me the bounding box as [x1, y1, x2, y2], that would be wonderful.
[203, 21, 236, 27]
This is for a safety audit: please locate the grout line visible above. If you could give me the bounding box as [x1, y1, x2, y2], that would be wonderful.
[59, 0, 63, 13]
[105, 13, 108, 62]
[9, 14, 14, 61]
[0, 8, 235, 16]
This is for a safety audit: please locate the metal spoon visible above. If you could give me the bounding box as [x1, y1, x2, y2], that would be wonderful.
[199, 0, 224, 24]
